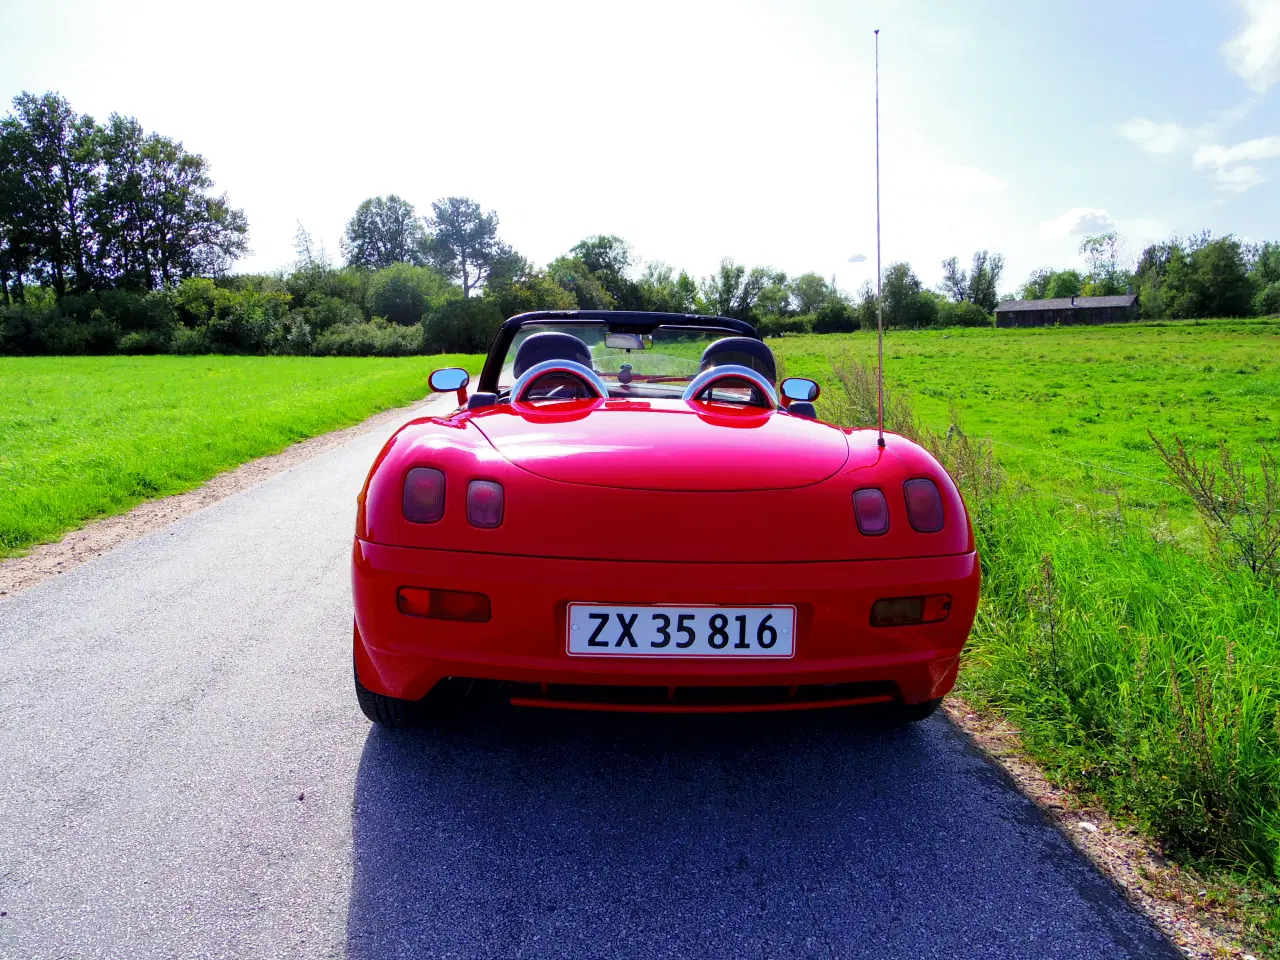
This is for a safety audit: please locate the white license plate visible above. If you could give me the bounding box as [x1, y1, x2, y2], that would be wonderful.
[566, 604, 796, 658]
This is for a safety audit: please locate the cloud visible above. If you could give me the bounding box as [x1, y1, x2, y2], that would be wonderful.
[1192, 135, 1280, 191]
[847, 253, 867, 263]
[1040, 208, 1118, 237]
[1223, 0, 1280, 93]
[1116, 118, 1188, 154]
[1192, 134, 1280, 167]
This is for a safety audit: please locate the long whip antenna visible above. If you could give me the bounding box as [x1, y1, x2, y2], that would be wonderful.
[874, 28, 885, 448]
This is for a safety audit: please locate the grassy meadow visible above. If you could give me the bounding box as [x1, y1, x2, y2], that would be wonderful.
[0, 354, 483, 557]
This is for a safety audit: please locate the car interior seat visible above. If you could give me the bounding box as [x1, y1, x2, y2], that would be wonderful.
[698, 337, 778, 384]
[512, 332, 594, 378]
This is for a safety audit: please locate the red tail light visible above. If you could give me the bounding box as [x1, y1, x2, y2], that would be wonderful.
[403, 467, 445, 523]
[397, 587, 491, 622]
[870, 594, 951, 627]
[467, 480, 504, 528]
[852, 488, 890, 536]
[903, 478, 945, 532]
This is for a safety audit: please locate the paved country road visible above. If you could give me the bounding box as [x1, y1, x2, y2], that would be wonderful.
[0, 398, 1180, 960]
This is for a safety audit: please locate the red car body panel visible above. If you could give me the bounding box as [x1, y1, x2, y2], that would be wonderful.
[353, 389, 981, 713]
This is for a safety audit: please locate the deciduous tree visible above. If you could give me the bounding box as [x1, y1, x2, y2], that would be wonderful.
[425, 196, 510, 298]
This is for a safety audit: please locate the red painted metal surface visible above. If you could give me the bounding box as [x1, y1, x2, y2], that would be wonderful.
[507, 694, 896, 714]
[352, 384, 981, 713]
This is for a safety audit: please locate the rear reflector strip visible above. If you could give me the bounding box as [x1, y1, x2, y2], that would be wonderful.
[397, 587, 491, 622]
[870, 594, 951, 627]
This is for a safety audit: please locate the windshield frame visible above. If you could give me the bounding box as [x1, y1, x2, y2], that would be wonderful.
[476, 310, 758, 394]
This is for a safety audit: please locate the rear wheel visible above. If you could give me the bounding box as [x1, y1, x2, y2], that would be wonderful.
[354, 660, 427, 728]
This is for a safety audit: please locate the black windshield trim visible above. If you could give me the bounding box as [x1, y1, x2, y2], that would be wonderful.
[477, 311, 759, 393]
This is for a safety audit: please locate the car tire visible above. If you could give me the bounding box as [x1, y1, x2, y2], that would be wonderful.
[354, 660, 424, 728]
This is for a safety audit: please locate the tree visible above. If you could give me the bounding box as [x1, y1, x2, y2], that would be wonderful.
[636, 261, 697, 313]
[939, 251, 1003, 311]
[484, 252, 577, 318]
[940, 256, 968, 302]
[881, 262, 937, 328]
[367, 263, 454, 326]
[1045, 269, 1083, 299]
[424, 196, 510, 298]
[567, 235, 641, 309]
[966, 250, 1004, 312]
[341, 195, 427, 270]
[788, 272, 831, 315]
[1019, 269, 1051, 300]
[548, 255, 614, 308]
[6, 92, 101, 295]
[699, 259, 784, 321]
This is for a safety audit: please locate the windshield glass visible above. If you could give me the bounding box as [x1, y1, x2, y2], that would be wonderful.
[497, 322, 746, 399]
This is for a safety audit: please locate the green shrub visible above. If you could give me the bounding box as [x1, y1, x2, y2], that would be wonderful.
[810, 298, 859, 334]
[937, 299, 993, 327]
[367, 263, 454, 326]
[169, 325, 214, 354]
[117, 329, 170, 354]
[423, 297, 503, 354]
[313, 318, 423, 356]
[756, 314, 811, 338]
[1255, 281, 1280, 317]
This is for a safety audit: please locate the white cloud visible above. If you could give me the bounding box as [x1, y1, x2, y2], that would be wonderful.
[1116, 118, 1188, 154]
[847, 254, 867, 263]
[1040, 208, 1118, 237]
[1223, 0, 1280, 93]
[1191, 135, 1280, 192]
[1192, 134, 1280, 167]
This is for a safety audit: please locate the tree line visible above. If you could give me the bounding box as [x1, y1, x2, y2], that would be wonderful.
[0, 92, 247, 302]
[6, 91, 1277, 358]
[1016, 230, 1280, 320]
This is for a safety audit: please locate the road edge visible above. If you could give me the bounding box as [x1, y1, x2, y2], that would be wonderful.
[944, 695, 1262, 960]
[0, 394, 454, 600]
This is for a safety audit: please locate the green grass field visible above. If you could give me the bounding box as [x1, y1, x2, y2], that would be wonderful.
[775, 318, 1280, 530]
[0, 354, 483, 557]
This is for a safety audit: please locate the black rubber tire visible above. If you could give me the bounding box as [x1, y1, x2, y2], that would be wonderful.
[354, 660, 425, 728]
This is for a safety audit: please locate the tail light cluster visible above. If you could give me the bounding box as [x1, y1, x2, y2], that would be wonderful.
[852, 478, 944, 535]
[403, 468, 504, 529]
[397, 586, 491, 622]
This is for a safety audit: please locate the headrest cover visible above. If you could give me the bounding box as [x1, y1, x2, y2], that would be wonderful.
[512, 332, 594, 378]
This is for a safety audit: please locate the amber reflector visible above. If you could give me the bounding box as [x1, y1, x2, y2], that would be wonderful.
[870, 594, 951, 627]
[397, 587, 491, 622]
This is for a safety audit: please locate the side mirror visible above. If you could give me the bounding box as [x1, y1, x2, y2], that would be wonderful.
[779, 377, 820, 403]
[429, 367, 470, 405]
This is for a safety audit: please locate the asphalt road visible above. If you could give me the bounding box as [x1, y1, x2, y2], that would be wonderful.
[0, 397, 1180, 960]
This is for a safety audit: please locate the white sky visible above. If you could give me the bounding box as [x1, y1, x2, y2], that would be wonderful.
[2, 0, 1278, 294]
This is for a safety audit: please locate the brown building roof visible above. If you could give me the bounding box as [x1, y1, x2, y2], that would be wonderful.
[995, 294, 1137, 313]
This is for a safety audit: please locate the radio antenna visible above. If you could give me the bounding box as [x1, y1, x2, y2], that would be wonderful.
[874, 28, 885, 448]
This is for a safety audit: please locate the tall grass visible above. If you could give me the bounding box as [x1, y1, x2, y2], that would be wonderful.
[831, 354, 1280, 889]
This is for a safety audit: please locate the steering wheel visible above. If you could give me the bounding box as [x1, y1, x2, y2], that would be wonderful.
[511, 359, 610, 403]
[681, 364, 778, 409]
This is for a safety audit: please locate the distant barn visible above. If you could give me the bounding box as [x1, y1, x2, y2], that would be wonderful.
[994, 293, 1139, 328]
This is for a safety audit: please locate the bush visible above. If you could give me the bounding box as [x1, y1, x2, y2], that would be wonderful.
[810, 298, 859, 334]
[367, 263, 453, 326]
[936, 299, 993, 327]
[169, 325, 213, 354]
[117, 329, 170, 354]
[423, 297, 503, 354]
[313, 318, 423, 356]
[1255, 281, 1280, 317]
[756, 314, 812, 338]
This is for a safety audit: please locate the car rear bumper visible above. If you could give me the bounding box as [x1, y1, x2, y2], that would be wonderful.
[352, 540, 980, 710]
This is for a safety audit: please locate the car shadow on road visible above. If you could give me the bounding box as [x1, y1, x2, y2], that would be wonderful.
[345, 700, 1178, 960]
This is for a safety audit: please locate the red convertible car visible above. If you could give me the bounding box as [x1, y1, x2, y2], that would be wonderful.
[352, 310, 979, 726]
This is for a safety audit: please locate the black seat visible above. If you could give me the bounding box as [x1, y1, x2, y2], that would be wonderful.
[699, 337, 777, 384]
[512, 332, 593, 378]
